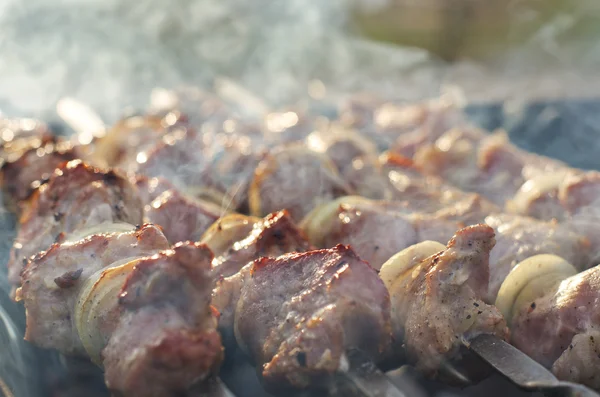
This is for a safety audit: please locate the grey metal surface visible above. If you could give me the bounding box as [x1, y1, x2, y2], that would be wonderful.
[469, 335, 600, 397]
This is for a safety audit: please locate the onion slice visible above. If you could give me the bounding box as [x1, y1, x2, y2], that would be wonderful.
[300, 196, 372, 246]
[75, 257, 144, 365]
[495, 254, 576, 326]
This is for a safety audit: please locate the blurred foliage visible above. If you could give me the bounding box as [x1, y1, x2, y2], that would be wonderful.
[350, 0, 600, 62]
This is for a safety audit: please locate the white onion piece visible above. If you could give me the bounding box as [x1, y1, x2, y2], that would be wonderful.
[300, 196, 372, 246]
[65, 222, 136, 245]
[75, 257, 143, 365]
[379, 241, 445, 291]
[199, 214, 260, 256]
[506, 171, 569, 215]
[379, 241, 445, 339]
[495, 254, 576, 326]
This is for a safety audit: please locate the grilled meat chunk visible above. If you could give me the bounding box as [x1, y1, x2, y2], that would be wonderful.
[133, 175, 175, 205]
[510, 265, 600, 390]
[507, 170, 600, 221]
[231, 245, 392, 390]
[411, 130, 566, 206]
[249, 144, 352, 222]
[136, 126, 259, 210]
[7, 160, 143, 292]
[302, 196, 463, 270]
[209, 210, 311, 278]
[0, 136, 78, 211]
[93, 114, 170, 169]
[17, 224, 170, 355]
[103, 242, 223, 397]
[485, 214, 591, 301]
[145, 189, 224, 244]
[380, 152, 499, 220]
[380, 225, 509, 373]
[552, 331, 600, 390]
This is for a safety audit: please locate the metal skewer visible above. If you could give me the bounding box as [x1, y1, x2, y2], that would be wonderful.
[467, 334, 600, 397]
[332, 349, 417, 397]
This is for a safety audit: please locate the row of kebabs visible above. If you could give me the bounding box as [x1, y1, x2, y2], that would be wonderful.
[0, 91, 599, 396]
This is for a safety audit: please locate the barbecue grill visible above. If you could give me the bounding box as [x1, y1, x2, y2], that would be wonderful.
[0, 97, 599, 397]
[1, 1, 600, 397]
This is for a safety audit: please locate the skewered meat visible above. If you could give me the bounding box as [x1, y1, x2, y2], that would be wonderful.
[380, 152, 500, 219]
[7, 160, 143, 292]
[305, 124, 379, 176]
[102, 242, 223, 397]
[133, 175, 175, 205]
[342, 97, 465, 151]
[145, 189, 224, 244]
[305, 124, 392, 200]
[0, 136, 77, 211]
[552, 330, 600, 390]
[507, 170, 600, 264]
[506, 169, 600, 222]
[379, 224, 509, 373]
[206, 210, 311, 279]
[228, 245, 392, 390]
[410, 130, 566, 206]
[505, 260, 600, 390]
[92, 114, 170, 169]
[135, 126, 259, 210]
[249, 144, 352, 221]
[17, 224, 169, 355]
[135, 175, 229, 244]
[302, 196, 466, 270]
[17, 223, 222, 397]
[485, 213, 591, 301]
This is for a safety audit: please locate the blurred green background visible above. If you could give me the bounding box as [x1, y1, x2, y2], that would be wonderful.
[351, 0, 599, 62]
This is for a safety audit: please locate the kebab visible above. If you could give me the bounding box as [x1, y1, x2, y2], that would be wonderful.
[16, 224, 223, 397]
[494, 255, 600, 390]
[5, 160, 143, 296]
[3, 93, 600, 396]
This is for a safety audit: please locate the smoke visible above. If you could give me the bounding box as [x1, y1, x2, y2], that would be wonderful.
[0, 0, 441, 123]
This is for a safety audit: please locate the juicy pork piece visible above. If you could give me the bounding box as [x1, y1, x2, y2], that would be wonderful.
[411, 129, 566, 206]
[509, 265, 600, 390]
[301, 196, 464, 270]
[506, 169, 600, 222]
[92, 113, 174, 169]
[507, 170, 600, 264]
[135, 126, 259, 210]
[7, 160, 143, 292]
[249, 144, 352, 222]
[103, 242, 223, 397]
[145, 189, 224, 244]
[219, 245, 391, 390]
[206, 210, 311, 279]
[17, 224, 170, 355]
[380, 151, 499, 220]
[18, 225, 222, 397]
[206, 210, 312, 346]
[379, 225, 509, 374]
[552, 331, 600, 390]
[485, 213, 592, 301]
[134, 175, 231, 244]
[133, 175, 174, 205]
[0, 136, 78, 211]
